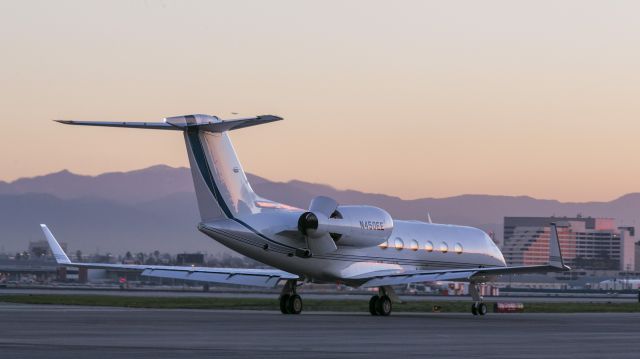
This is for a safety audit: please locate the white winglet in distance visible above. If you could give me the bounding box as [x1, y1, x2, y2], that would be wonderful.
[548, 222, 565, 269]
[40, 224, 71, 265]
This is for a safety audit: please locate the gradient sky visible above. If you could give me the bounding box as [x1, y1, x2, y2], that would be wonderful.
[1, 1, 639, 202]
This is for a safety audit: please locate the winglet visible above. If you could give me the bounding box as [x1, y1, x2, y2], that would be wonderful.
[549, 223, 566, 269]
[40, 224, 71, 265]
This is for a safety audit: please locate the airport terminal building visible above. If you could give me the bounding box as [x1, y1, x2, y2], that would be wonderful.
[503, 216, 637, 272]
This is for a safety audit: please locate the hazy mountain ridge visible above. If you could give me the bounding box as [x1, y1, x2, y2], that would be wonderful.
[1, 166, 639, 254]
[0, 165, 194, 205]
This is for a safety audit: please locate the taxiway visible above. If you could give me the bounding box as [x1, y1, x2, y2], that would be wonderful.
[0, 303, 638, 358]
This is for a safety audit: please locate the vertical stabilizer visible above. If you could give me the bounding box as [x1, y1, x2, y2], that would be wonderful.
[183, 126, 261, 221]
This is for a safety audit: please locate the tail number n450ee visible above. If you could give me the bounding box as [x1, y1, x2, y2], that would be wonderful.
[360, 220, 385, 231]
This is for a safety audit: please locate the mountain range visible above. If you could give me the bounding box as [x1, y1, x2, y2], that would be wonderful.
[1, 165, 639, 255]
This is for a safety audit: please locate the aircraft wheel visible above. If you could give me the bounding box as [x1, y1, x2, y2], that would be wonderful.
[471, 303, 478, 316]
[369, 295, 379, 316]
[478, 302, 487, 316]
[375, 295, 392, 316]
[287, 294, 303, 315]
[279, 294, 290, 314]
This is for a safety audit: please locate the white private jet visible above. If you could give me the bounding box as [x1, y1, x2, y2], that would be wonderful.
[41, 114, 569, 316]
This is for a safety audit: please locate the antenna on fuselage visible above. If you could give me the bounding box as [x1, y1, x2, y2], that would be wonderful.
[427, 212, 433, 224]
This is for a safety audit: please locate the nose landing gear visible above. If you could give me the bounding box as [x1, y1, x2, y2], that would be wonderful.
[470, 282, 487, 316]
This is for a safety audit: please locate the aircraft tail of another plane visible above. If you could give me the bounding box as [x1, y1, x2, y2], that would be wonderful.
[56, 114, 282, 222]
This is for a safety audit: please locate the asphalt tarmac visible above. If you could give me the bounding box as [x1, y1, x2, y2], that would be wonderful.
[0, 303, 638, 358]
[3, 287, 638, 303]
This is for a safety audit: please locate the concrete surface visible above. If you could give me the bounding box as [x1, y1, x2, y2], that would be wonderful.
[0, 303, 638, 358]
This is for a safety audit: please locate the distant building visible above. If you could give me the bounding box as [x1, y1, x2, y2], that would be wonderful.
[176, 253, 205, 266]
[29, 240, 67, 258]
[635, 241, 640, 272]
[503, 216, 636, 271]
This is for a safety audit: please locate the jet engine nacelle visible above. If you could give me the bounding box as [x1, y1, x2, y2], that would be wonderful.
[299, 205, 393, 248]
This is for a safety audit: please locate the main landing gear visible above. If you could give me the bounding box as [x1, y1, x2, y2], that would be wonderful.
[469, 282, 487, 316]
[279, 279, 303, 314]
[369, 286, 397, 316]
[471, 302, 487, 316]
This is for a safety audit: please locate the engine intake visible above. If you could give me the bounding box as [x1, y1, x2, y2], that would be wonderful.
[298, 212, 319, 234]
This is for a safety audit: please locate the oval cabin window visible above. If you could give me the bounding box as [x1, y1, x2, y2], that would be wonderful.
[454, 243, 463, 254]
[440, 242, 449, 253]
[379, 239, 389, 249]
[394, 238, 404, 250]
[410, 239, 419, 251]
[425, 241, 434, 252]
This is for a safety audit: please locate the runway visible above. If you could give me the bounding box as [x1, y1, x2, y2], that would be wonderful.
[3, 287, 638, 303]
[0, 303, 638, 358]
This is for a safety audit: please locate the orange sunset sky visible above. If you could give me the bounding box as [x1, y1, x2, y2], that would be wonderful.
[1, 1, 639, 202]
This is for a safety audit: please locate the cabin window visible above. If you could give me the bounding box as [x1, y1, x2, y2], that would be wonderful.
[410, 239, 419, 251]
[394, 238, 404, 250]
[379, 239, 389, 249]
[425, 241, 434, 252]
[440, 242, 449, 253]
[455, 243, 463, 254]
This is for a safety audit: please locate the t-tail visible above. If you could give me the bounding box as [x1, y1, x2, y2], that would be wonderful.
[56, 114, 282, 222]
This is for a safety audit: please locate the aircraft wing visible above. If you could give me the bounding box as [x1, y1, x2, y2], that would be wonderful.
[40, 224, 298, 288]
[355, 223, 570, 287]
[356, 264, 569, 288]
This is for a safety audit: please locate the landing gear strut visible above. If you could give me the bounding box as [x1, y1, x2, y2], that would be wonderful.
[279, 279, 302, 315]
[469, 282, 487, 316]
[369, 286, 397, 316]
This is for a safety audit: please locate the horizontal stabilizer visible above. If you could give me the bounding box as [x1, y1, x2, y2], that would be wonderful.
[201, 115, 282, 132]
[56, 114, 282, 133]
[55, 120, 177, 130]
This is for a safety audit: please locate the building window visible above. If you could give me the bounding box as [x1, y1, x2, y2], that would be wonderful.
[394, 238, 404, 250]
[410, 239, 419, 251]
[454, 243, 463, 254]
[425, 241, 434, 252]
[440, 242, 449, 253]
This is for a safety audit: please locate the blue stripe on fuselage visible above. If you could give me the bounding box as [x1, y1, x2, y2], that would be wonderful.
[186, 128, 298, 251]
[187, 128, 233, 218]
